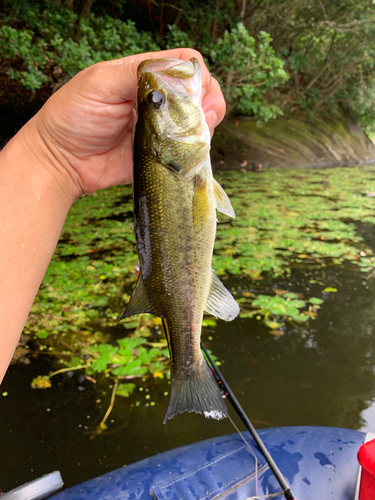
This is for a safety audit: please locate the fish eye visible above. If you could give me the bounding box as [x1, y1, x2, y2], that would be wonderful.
[147, 90, 164, 109]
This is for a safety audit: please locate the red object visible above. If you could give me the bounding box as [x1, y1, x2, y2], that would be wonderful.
[358, 439, 375, 499]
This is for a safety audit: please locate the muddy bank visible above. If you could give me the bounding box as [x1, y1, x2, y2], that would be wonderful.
[211, 113, 375, 171]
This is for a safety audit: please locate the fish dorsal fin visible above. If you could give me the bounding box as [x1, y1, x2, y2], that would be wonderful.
[213, 178, 235, 218]
[204, 271, 239, 321]
[120, 272, 154, 320]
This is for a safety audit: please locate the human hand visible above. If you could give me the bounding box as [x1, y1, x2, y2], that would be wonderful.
[28, 48, 226, 199]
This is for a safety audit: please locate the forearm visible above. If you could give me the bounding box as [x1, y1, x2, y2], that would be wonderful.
[0, 119, 78, 382]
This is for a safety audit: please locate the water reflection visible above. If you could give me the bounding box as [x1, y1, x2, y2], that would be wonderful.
[212, 267, 375, 432]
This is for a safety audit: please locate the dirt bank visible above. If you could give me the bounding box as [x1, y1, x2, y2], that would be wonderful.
[211, 113, 375, 171]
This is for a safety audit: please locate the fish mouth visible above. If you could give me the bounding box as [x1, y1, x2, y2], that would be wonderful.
[138, 58, 198, 78]
[138, 58, 201, 96]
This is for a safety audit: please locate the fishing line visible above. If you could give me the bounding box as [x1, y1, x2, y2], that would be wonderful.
[201, 340, 297, 500]
[227, 413, 259, 497]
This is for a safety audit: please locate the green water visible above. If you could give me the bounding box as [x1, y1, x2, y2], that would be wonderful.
[2, 166, 375, 490]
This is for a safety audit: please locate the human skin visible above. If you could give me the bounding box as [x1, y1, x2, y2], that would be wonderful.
[0, 48, 225, 383]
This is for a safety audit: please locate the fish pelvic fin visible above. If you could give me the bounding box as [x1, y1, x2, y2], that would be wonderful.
[163, 357, 228, 424]
[204, 271, 240, 321]
[120, 272, 154, 320]
[213, 178, 235, 218]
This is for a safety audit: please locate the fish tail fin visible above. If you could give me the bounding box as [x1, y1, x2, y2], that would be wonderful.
[163, 357, 228, 424]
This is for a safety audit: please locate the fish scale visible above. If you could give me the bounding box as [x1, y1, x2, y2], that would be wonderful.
[135, 153, 214, 363]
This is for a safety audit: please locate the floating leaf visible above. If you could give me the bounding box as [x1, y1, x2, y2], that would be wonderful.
[116, 383, 136, 397]
[270, 329, 284, 336]
[22, 167, 375, 378]
[67, 357, 83, 368]
[31, 376, 52, 389]
[35, 330, 50, 339]
[309, 297, 324, 305]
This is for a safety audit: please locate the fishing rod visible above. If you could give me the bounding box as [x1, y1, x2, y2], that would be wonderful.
[201, 340, 297, 500]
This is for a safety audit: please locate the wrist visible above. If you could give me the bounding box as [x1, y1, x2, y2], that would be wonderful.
[18, 113, 83, 204]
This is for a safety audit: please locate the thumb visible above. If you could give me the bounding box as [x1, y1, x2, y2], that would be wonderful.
[75, 48, 211, 104]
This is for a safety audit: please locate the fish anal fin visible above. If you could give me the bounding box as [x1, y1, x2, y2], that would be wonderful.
[163, 357, 228, 423]
[213, 178, 235, 218]
[120, 272, 154, 320]
[205, 271, 239, 321]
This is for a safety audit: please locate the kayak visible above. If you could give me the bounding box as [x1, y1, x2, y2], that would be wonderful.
[45, 426, 372, 500]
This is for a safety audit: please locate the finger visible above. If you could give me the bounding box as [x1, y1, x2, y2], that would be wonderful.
[81, 48, 212, 104]
[123, 48, 211, 94]
[203, 77, 226, 132]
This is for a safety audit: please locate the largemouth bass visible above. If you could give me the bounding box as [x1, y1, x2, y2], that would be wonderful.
[122, 57, 239, 423]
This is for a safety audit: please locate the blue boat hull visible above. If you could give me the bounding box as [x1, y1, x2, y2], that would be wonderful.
[51, 426, 366, 500]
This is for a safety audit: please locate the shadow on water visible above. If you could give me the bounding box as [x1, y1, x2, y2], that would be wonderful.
[2, 265, 375, 490]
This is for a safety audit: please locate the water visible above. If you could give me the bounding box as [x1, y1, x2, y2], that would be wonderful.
[2, 116, 375, 491]
[1, 264, 375, 491]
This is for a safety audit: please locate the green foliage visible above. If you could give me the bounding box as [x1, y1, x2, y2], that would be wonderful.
[0, 0, 159, 91]
[241, 0, 375, 128]
[165, 24, 195, 50]
[31, 375, 52, 389]
[52, 15, 159, 77]
[116, 383, 136, 397]
[178, 0, 236, 47]
[158, 0, 375, 127]
[309, 297, 324, 305]
[83, 336, 168, 378]
[0, 0, 287, 122]
[240, 291, 321, 330]
[213, 167, 375, 280]
[210, 25, 289, 121]
[342, 80, 375, 135]
[3, 0, 375, 126]
[0, 26, 48, 90]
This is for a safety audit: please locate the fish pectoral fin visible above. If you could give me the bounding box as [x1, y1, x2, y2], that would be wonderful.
[213, 178, 235, 218]
[204, 271, 240, 321]
[120, 272, 155, 320]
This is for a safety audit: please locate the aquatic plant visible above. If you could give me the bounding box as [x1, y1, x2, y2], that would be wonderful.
[26, 166, 375, 395]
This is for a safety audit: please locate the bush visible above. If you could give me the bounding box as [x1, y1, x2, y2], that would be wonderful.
[0, 1, 288, 123]
[210, 24, 289, 122]
[0, 1, 159, 92]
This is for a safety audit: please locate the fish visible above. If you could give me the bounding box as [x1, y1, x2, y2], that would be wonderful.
[122, 57, 239, 423]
